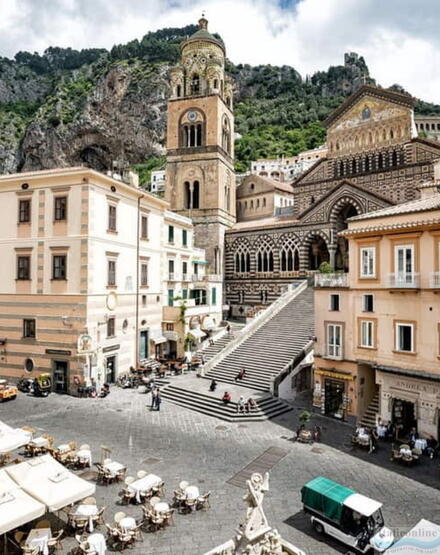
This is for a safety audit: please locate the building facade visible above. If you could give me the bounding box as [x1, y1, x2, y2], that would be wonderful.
[0, 167, 218, 394]
[150, 170, 166, 194]
[225, 85, 440, 314]
[414, 116, 440, 141]
[236, 175, 294, 223]
[165, 16, 236, 277]
[313, 172, 440, 439]
[251, 146, 328, 181]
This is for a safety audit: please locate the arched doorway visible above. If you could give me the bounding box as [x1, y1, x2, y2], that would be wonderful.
[308, 236, 329, 270]
[333, 203, 358, 272]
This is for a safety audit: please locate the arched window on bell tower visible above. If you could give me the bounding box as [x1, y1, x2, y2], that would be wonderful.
[191, 74, 200, 95]
[176, 84, 182, 98]
[222, 116, 231, 154]
[180, 110, 205, 148]
[184, 180, 200, 209]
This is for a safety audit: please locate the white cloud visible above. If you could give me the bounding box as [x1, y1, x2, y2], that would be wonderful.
[0, 0, 439, 102]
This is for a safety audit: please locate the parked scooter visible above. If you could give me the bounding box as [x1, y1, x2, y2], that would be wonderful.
[17, 376, 33, 393]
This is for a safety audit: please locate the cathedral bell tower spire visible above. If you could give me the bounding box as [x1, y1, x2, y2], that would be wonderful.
[165, 17, 236, 275]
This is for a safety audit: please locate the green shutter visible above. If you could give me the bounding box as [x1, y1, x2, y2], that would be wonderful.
[211, 287, 217, 305]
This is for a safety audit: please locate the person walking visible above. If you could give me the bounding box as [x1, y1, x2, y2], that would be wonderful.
[226, 323, 231, 335]
[209, 379, 217, 392]
[150, 387, 158, 409]
[155, 389, 162, 411]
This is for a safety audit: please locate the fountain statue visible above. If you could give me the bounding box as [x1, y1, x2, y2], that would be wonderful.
[203, 472, 306, 555]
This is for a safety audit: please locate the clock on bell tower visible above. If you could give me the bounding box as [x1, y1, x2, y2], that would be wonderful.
[165, 16, 236, 275]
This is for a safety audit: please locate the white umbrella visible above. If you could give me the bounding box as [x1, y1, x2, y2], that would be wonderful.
[0, 469, 45, 535]
[6, 454, 95, 511]
[0, 421, 32, 454]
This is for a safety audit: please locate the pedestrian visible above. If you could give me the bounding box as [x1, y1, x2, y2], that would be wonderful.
[150, 387, 158, 409]
[369, 427, 378, 454]
[235, 367, 246, 382]
[237, 396, 245, 414]
[313, 425, 321, 442]
[155, 389, 162, 411]
[226, 323, 231, 335]
[245, 397, 257, 413]
[426, 435, 438, 459]
[209, 379, 217, 392]
[222, 391, 231, 405]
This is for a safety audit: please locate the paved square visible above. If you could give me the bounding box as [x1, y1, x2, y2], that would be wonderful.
[2, 388, 440, 554]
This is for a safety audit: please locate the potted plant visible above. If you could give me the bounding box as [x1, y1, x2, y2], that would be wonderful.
[297, 410, 313, 443]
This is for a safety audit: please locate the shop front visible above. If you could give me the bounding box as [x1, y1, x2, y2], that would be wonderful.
[376, 367, 440, 440]
[313, 368, 355, 421]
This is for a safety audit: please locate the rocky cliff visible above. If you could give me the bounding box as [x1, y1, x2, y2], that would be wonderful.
[0, 25, 439, 180]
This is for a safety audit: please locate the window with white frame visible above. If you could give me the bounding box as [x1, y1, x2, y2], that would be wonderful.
[360, 246, 376, 278]
[395, 322, 414, 352]
[360, 320, 374, 348]
[362, 294, 374, 312]
[107, 259, 116, 286]
[394, 245, 414, 284]
[327, 323, 342, 358]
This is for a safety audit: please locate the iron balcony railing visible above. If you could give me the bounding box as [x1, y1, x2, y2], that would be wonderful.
[387, 273, 420, 289]
[430, 272, 440, 288]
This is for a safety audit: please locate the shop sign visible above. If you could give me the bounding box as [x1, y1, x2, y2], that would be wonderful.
[45, 349, 71, 356]
[103, 344, 120, 353]
[395, 379, 440, 396]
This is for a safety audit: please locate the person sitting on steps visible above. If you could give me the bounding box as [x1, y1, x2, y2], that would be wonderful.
[235, 367, 246, 382]
[222, 391, 231, 405]
[209, 379, 217, 392]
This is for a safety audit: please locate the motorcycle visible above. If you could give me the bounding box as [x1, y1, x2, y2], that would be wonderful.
[17, 376, 33, 393]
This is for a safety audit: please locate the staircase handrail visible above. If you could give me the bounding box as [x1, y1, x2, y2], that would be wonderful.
[202, 280, 308, 375]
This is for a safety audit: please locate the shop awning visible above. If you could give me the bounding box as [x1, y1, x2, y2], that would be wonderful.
[314, 369, 353, 381]
[189, 328, 206, 339]
[202, 317, 216, 331]
[152, 336, 167, 345]
[193, 260, 209, 265]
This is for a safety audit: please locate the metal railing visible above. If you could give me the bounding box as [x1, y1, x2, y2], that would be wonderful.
[182, 274, 189, 282]
[314, 273, 349, 288]
[387, 273, 420, 289]
[430, 272, 440, 288]
[168, 273, 176, 281]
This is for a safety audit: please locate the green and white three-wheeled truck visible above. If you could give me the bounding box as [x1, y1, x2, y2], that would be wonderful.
[302, 477, 394, 553]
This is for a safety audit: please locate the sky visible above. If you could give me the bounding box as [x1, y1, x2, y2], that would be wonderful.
[1, 0, 439, 103]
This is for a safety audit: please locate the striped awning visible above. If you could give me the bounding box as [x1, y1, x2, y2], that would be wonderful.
[314, 368, 354, 381]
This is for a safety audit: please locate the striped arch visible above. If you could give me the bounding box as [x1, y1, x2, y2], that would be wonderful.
[232, 237, 252, 273]
[278, 232, 300, 272]
[254, 234, 276, 273]
[328, 195, 364, 224]
[301, 230, 330, 271]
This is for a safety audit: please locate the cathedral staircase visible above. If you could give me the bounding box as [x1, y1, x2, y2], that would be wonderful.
[159, 385, 292, 422]
[194, 322, 244, 363]
[358, 392, 380, 427]
[204, 282, 314, 392]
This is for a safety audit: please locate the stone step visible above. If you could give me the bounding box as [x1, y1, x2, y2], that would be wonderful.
[160, 385, 293, 422]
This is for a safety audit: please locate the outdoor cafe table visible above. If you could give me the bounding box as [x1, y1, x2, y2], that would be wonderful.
[154, 502, 169, 513]
[119, 517, 136, 532]
[77, 449, 92, 466]
[26, 527, 52, 555]
[103, 461, 125, 476]
[128, 474, 162, 503]
[87, 532, 107, 555]
[73, 504, 98, 532]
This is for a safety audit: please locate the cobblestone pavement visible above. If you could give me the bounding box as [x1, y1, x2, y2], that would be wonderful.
[2, 388, 440, 554]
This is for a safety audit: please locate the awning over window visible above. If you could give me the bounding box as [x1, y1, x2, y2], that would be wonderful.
[314, 368, 353, 381]
[189, 328, 206, 339]
[152, 336, 167, 345]
[193, 260, 209, 265]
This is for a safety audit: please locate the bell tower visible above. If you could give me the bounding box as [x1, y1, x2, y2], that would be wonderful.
[165, 16, 236, 275]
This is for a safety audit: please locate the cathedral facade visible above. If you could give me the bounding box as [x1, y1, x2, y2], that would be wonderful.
[224, 85, 440, 315]
[165, 22, 440, 318]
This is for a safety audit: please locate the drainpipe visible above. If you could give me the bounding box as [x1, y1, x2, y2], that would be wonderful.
[135, 193, 144, 367]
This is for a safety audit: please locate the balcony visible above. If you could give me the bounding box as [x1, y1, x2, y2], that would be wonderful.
[182, 274, 189, 282]
[430, 272, 440, 288]
[203, 274, 222, 282]
[314, 273, 349, 288]
[387, 273, 420, 289]
[168, 273, 176, 281]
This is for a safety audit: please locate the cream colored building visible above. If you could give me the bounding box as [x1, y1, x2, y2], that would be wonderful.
[161, 210, 223, 359]
[314, 168, 440, 439]
[0, 166, 217, 394]
[236, 175, 294, 222]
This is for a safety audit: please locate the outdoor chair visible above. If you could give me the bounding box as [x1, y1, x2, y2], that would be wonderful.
[93, 506, 106, 528]
[47, 529, 63, 553]
[114, 511, 126, 524]
[0, 452, 11, 466]
[180, 497, 197, 514]
[21, 546, 39, 555]
[130, 522, 144, 542]
[104, 523, 120, 548]
[196, 491, 211, 511]
[35, 519, 51, 529]
[119, 477, 136, 505]
[116, 529, 134, 551]
[151, 480, 164, 497]
[14, 531, 26, 550]
[94, 463, 105, 483]
[115, 467, 127, 482]
[163, 509, 175, 527]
